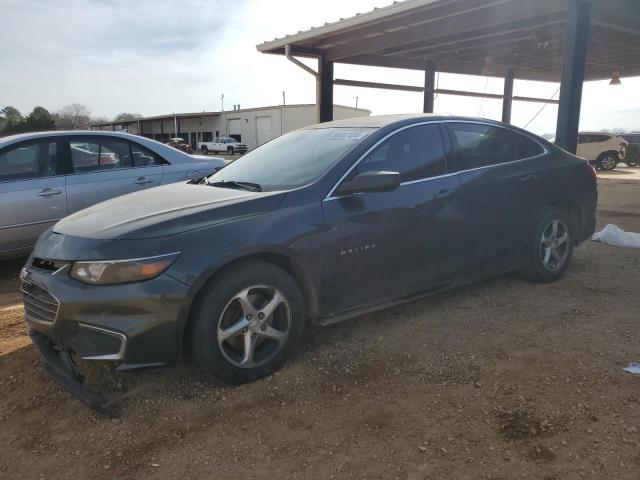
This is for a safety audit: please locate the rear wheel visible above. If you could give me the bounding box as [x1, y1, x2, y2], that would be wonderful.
[201, 145, 208, 154]
[189, 262, 306, 384]
[521, 208, 573, 283]
[227, 146, 234, 155]
[598, 152, 618, 171]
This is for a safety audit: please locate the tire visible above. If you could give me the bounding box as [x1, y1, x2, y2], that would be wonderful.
[189, 261, 306, 384]
[227, 147, 234, 155]
[201, 145, 208, 154]
[520, 208, 574, 283]
[597, 152, 618, 171]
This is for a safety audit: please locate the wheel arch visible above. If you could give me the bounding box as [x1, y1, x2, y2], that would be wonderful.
[175, 248, 319, 359]
[597, 150, 619, 161]
[547, 198, 581, 245]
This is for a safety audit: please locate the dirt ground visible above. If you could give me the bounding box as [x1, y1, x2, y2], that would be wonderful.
[1, 168, 639, 480]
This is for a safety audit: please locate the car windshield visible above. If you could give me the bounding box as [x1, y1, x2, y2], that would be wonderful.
[206, 127, 375, 190]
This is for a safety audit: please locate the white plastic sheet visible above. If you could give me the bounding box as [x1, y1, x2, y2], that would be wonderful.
[592, 224, 640, 249]
[623, 363, 640, 375]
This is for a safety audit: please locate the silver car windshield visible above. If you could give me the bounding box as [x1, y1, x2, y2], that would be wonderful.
[207, 127, 375, 190]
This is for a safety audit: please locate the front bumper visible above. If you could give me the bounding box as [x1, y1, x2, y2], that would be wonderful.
[29, 329, 107, 410]
[22, 263, 190, 369]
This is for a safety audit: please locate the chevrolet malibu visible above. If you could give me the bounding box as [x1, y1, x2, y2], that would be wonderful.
[22, 115, 597, 408]
[0, 130, 226, 259]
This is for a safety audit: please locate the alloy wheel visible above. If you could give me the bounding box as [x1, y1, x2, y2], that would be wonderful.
[600, 155, 617, 170]
[539, 219, 570, 272]
[216, 285, 291, 368]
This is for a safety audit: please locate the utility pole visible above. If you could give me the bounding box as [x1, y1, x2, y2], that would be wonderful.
[282, 91, 286, 106]
[221, 93, 225, 112]
[355, 96, 359, 108]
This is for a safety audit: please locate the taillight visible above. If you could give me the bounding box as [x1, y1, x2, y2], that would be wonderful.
[586, 162, 597, 181]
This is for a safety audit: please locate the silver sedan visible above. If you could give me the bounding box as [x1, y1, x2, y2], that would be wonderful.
[0, 130, 226, 259]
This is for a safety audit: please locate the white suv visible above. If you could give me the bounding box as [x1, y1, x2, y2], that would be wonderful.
[198, 137, 248, 155]
[576, 132, 626, 171]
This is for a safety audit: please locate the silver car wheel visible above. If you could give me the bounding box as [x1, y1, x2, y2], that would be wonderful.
[539, 219, 570, 272]
[600, 155, 617, 170]
[216, 285, 291, 368]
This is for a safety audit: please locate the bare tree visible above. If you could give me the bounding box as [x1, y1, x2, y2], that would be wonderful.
[56, 103, 92, 130]
[113, 112, 142, 122]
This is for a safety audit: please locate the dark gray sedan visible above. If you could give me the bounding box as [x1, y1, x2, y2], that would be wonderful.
[22, 115, 597, 409]
[0, 131, 225, 259]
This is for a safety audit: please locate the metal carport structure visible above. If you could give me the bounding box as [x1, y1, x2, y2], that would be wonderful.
[257, 0, 640, 153]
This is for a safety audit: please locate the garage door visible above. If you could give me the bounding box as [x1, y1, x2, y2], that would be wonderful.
[256, 116, 272, 146]
[228, 118, 241, 138]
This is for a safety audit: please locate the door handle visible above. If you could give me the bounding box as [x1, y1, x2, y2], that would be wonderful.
[434, 189, 454, 200]
[134, 176, 154, 185]
[37, 188, 63, 197]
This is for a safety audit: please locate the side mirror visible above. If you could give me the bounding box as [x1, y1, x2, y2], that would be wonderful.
[336, 170, 401, 196]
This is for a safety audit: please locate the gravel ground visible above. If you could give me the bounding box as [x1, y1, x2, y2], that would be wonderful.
[1, 168, 639, 479]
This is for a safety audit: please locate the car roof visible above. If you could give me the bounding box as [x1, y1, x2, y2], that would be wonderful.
[0, 130, 148, 147]
[305, 113, 513, 130]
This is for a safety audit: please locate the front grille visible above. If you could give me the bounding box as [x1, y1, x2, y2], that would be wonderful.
[21, 281, 59, 323]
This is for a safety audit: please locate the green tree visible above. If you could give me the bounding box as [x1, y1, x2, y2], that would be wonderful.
[0, 106, 25, 135]
[25, 106, 56, 132]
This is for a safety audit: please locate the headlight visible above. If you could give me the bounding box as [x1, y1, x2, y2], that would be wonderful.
[69, 252, 180, 285]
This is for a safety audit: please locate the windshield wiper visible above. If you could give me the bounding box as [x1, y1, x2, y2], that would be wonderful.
[208, 180, 262, 192]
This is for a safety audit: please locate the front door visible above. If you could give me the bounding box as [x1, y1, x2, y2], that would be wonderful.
[0, 138, 67, 256]
[322, 123, 466, 314]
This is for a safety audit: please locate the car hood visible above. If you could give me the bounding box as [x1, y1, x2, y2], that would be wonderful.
[53, 182, 286, 240]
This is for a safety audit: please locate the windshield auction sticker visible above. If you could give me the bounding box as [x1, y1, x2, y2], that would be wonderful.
[328, 131, 369, 140]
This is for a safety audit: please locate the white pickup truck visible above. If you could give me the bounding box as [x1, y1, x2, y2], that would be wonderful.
[198, 137, 248, 155]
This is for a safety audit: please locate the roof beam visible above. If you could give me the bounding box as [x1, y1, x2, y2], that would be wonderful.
[591, 0, 640, 36]
[334, 79, 424, 92]
[325, 0, 568, 62]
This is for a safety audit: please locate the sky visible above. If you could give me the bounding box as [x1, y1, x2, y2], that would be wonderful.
[1, 0, 639, 136]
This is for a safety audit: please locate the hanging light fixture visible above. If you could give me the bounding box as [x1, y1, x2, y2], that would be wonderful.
[481, 56, 496, 76]
[610, 70, 622, 85]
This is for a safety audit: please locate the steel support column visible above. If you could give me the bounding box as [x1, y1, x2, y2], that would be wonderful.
[423, 62, 436, 113]
[555, 0, 591, 154]
[319, 56, 334, 123]
[502, 69, 514, 124]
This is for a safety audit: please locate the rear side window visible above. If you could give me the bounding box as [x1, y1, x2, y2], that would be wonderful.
[352, 124, 446, 182]
[130, 142, 164, 166]
[448, 123, 518, 171]
[0, 140, 58, 182]
[70, 138, 133, 172]
[514, 133, 545, 159]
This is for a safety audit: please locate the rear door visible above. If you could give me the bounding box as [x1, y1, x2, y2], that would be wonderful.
[65, 136, 164, 213]
[323, 123, 466, 314]
[0, 138, 67, 255]
[445, 122, 547, 274]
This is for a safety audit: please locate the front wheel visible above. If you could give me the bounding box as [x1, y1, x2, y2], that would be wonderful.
[521, 208, 574, 283]
[189, 262, 306, 384]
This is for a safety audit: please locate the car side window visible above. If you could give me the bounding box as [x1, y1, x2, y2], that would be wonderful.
[0, 140, 59, 182]
[448, 123, 518, 171]
[514, 133, 545, 159]
[350, 124, 446, 183]
[130, 142, 165, 167]
[70, 138, 133, 173]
